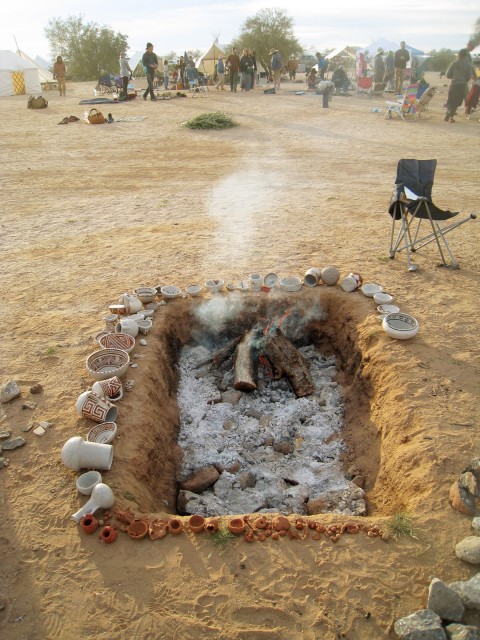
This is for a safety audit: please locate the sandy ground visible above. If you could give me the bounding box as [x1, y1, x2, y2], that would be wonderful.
[1, 73, 480, 639]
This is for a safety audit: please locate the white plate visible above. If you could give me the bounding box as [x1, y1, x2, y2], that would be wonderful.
[377, 304, 399, 314]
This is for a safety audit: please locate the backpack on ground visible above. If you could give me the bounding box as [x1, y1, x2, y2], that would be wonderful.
[28, 95, 48, 109]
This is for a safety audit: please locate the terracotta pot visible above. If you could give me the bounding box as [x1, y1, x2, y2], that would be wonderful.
[188, 515, 205, 533]
[273, 516, 291, 532]
[168, 517, 184, 534]
[205, 518, 219, 533]
[99, 526, 118, 543]
[127, 519, 149, 540]
[228, 517, 246, 535]
[253, 516, 268, 530]
[80, 513, 98, 534]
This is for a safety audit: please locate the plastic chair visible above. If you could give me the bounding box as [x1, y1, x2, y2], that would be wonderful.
[384, 83, 419, 120]
[388, 159, 476, 271]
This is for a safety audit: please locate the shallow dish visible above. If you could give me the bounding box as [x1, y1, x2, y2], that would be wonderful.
[133, 287, 157, 303]
[377, 304, 400, 314]
[374, 292, 394, 305]
[361, 283, 383, 297]
[382, 313, 419, 340]
[264, 272, 279, 288]
[279, 276, 302, 292]
[87, 422, 117, 444]
[99, 332, 135, 353]
[186, 284, 202, 297]
[160, 285, 182, 299]
[205, 279, 225, 293]
[86, 348, 130, 380]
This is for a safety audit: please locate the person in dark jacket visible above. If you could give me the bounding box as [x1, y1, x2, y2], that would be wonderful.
[384, 51, 395, 91]
[240, 48, 254, 91]
[394, 41, 410, 94]
[142, 43, 158, 100]
[226, 47, 240, 92]
[374, 48, 385, 83]
[444, 49, 474, 122]
[331, 65, 350, 94]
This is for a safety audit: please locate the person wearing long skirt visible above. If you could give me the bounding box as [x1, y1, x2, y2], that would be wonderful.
[444, 49, 474, 122]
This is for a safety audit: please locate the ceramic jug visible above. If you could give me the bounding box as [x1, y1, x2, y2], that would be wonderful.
[118, 293, 143, 314]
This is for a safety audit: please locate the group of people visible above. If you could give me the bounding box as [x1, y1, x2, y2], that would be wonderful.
[219, 47, 258, 92]
[358, 42, 410, 93]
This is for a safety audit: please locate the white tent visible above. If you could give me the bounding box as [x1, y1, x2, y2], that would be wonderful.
[0, 50, 41, 96]
[17, 50, 56, 89]
[196, 43, 226, 76]
[35, 55, 51, 71]
[326, 45, 355, 61]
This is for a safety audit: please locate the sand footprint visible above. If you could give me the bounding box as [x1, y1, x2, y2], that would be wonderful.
[232, 605, 296, 628]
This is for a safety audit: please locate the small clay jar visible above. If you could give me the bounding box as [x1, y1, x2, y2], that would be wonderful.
[253, 516, 268, 530]
[188, 515, 205, 533]
[228, 517, 246, 535]
[168, 517, 184, 534]
[99, 526, 117, 543]
[80, 513, 98, 534]
[127, 519, 149, 540]
[273, 516, 290, 532]
[205, 518, 219, 533]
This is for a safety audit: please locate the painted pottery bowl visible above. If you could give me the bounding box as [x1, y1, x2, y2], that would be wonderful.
[133, 287, 157, 303]
[264, 272, 279, 288]
[99, 332, 135, 353]
[186, 284, 202, 297]
[377, 304, 400, 314]
[160, 285, 182, 299]
[87, 422, 117, 444]
[374, 292, 394, 305]
[205, 279, 225, 293]
[382, 313, 419, 340]
[361, 283, 383, 297]
[86, 349, 130, 381]
[279, 276, 302, 292]
[76, 470, 102, 495]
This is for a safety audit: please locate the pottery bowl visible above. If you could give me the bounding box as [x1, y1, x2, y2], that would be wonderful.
[374, 292, 394, 305]
[186, 284, 202, 297]
[279, 276, 302, 292]
[94, 330, 110, 344]
[86, 349, 130, 381]
[136, 319, 152, 335]
[361, 283, 383, 297]
[264, 272, 279, 288]
[205, 279, 225, 293]
[160, 285, 182, 299]
[133, 287, 157, 303]
[76, 470, 102, 495]
[127, 519, 149, 540]
[237, 281, 249, 291]
[99, 332, 135, 353]
[377, 304, 400, 314]
[382, 312, 419, 340]
[87, 422, 117, 444]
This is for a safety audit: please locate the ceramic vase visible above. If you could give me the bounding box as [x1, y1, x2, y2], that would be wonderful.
[320, 266, 340, 286]
[99, 526, 118, 543]
[75, 391, 118, 423]
[115, 319, 139, 338]
[127, 519, 149, 540]
[92, 377, 123, 402]
[205, 518, 219, 533]
[303, 268, 322, 287]
[249, 274, 263, 291]
[168, 518, 184, 534]
[62, 436, 113, 471]
[71, 483, 115, 523]
[80, 513, 99, 534]
[118, 293, 143, 314]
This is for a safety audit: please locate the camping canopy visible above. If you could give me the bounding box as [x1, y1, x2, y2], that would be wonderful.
[0, 50, 41, 96]
[326, 45, 355, 61]
[196, 43, 226, 76]
[17, 50, 56, 88]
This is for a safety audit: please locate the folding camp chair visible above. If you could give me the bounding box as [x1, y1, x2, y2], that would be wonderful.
[414, 86, 437, 118]
[388, 159, 476, 271]
[384, 83, 419, 120]
[357, 75, 373, 96]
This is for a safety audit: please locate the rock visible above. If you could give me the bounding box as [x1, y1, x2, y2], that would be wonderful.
[223, 419, 237, 431]
[1, 437, 26, 451]
[460, 472, 479, 497]
[33, 427, 46, 437]
[22, 423, 34, 432]
[394, 609, 447, 640]
[22, 401, 37, 410]
[306, 497, 330, 515]
[273, 441, 294, 455]
[472, 518, 480, 533]
[455, 537, 480, 565]
[226, 461, 241, 473]
[352, 475, 365, 488]
[0, 432, 11, 440]
[245, 408, 262, 419]
[259, 415, 272, 427]
[0, 458, 7, 469]
[221, 390, 243, 404]
[39, 421, 52, 429]
[449, 481, 475, 516]
[239, 472, 256, 490]
[463, 459, 480, 481]
[30, 384, 43, 394]
[0, 380, 21, 404]
[179, 465, 220, 494]
[139, 339, 147, 346]
[263, 437, 274, 446]
[427, 578, 464, 622]
[446, 623, 480, 639]
[450, 573, 480, 610]
[130, 363, 138, 368]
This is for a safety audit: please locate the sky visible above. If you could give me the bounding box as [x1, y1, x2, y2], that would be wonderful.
[3, 0, 479, 61]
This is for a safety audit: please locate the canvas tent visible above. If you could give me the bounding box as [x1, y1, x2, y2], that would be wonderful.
[0, 50, 41, 96]
[35, 55, 51, 71]
[17, 50, 56, 90]
[196, 43, 226, 76]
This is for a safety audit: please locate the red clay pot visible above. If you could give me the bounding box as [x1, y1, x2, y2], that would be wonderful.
[188, 514, 205, 533]
[205, 518, 219, 533]
[228, 517, 246, 535]
[253, 516, 268, 530]
[168, 517, 184, 534]
[80, 513, 98, 534]
[127, 519, 149, 540]
[99, 526, 118, 543]
[273, 516, 290, 532]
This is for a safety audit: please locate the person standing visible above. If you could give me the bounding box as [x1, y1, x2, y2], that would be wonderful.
[287, 55, 298, 80]
[119, 52, 132, 97]
[384, 50, 395, 91]
[215, 56, 225, 90]
[316, 51, 327, 80]
[240, 48, 253, 91]
[270, 48, 282, 89]
[250, 50, 258, 87]
[374, 48, 385, 83]
[394, 41, 410, 94]
[163, 60, 169, 90]
[142, 42, 158, 101]
[177, 55, 186, 88]
[444, 49, 474, 122]
[226, 47, 240, 92]
[52, 56, 67, 96]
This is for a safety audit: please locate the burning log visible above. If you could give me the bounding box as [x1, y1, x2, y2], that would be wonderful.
[263, 329, 315, 397]
[194, 335, 242, 369]
[234, 330, 258, 391]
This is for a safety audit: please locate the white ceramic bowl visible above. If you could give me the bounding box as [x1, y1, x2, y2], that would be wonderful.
[86, 349, 130, 380]
[264, 272, 279, 288]
[382, 313, 419, 340]
[136, 319, 152, 335]
[160, 285, 182, 299]
[205, 279, 225, 293]
[361, 283, 383, 297]
[133, 287, 157, 303]
[374, 292, 394, 305]
[76, 470, 103, 495]
[99, 332, 135, 353]
[279, 276, 302, 292]
[377, 304, 400, 314]
[87, 422, 117, 444]
[186, 284, 202, 297]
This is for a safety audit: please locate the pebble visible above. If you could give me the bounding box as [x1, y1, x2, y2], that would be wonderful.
[130, 363, 138, 368]
[2, 437, 26, 450]
[0, 432, 11, 440]
[22, 423, 34, 432]
[139, 339, 147, 346]
[30, 384, 43, 394]
[22, 401, 37, 410]
[0, 380, 21, 404]
[455, 537, 480, 565]
[33, 427, 46, 437]
[39, 421, 52, 429]
[0, 458, 7, 469]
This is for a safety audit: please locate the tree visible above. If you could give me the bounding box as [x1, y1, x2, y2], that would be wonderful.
[45, 15, 128, 80]
[425, 49, 456, 72]
[232, 8, 302, 75]
[470, 16, 480, 47]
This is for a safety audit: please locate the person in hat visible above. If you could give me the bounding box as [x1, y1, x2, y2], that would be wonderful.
[287, 55, 298, 80]
[119, 52, 133, 97]
[142, 42, 158, 101]
[270, 48, 282, 89]
[374, 48, 385, 83]
[53, 56, 67, 96]
[215, 56, 225, 90]
[394, 41, 410, 94]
